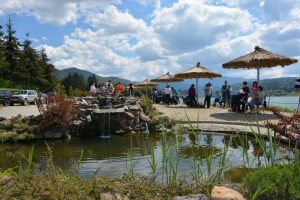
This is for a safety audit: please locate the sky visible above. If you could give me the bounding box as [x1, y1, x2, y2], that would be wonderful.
[0, 0, 299, 81]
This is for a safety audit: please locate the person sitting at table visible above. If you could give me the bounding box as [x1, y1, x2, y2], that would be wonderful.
[106, 83, 115, 95]
[213, 91, 222, 107]
[116, 82, 125, 94]
[249, 86, 265, 112]
[251, 81, 259, 100]
[90, 82, 97, 96]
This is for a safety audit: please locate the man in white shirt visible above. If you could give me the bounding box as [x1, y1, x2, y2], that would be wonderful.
[164, 85, 172, 106]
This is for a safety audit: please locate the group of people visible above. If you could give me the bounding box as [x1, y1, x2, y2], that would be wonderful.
[90, 80, 125, 96]
[220, 80, 265, 113]
[186, 80, 265, 112]
[152, 85, 180, 106]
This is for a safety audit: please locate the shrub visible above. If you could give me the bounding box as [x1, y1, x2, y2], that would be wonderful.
[40, 95, 78, 133]
[243, 163, 300, 200]
[263, 107, 300, 148]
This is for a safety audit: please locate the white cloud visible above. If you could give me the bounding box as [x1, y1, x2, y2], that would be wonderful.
[0, 0, 120, 25]
[33, 0, 300, 81]
[151, 0, 253, 54]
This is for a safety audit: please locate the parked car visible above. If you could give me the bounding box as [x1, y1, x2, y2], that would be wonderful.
[13, 90, 38, 105]
[0, 89, 14, 106]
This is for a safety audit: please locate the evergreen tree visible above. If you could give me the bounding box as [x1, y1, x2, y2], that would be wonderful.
[39, 47, 56, 91]
[87, 74, 97, 87]
[0, 24, 8, 81]
[20, 33, 45, 88]
[3, 16, 21, 84]
[61, 73, 87, 95]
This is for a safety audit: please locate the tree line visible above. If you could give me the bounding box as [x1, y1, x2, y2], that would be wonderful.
[0, 17, 56, 91]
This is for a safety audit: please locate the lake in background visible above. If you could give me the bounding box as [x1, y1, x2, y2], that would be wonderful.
[194, 96, 299, 110]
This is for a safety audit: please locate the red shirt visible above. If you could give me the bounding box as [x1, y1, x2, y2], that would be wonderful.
[116, 84, 124, 93]
[188, 87, 196, 97]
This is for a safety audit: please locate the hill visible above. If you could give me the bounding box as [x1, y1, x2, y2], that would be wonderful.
[55, 68, 132, 85]
[231, 77, 297, 96]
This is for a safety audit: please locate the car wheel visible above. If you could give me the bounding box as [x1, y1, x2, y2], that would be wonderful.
[23, 99, 28, 106]
[4, 99, 10, 106]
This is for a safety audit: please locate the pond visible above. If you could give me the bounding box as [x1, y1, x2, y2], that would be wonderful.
[0, 132, 294, 182]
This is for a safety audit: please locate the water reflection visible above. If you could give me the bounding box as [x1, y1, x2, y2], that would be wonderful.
[0, 133, 293, 180]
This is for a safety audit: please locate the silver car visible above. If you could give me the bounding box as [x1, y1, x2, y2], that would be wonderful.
[13, 90, 38, 105]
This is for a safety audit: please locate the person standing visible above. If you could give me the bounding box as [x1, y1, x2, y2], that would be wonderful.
[171, 86, 179, 104]
[152, 87, 158, 103]
[241, 81, 250, 112]
[164, 85, 172, 106]
[188, 84, 197, 106]
[203, 83, 212, 108]
[222, 80, 231, 108]
[128, 83, 134, 97]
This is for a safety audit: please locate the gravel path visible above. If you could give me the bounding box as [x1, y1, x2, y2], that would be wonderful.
[0, 105, 40, 119]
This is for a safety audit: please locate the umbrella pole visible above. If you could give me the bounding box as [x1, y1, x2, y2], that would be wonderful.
[257, 68, 260, 84]
[196, 78, 199, 105]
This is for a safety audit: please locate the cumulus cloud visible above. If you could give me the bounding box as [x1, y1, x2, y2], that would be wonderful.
[30, 0, 300, 81]
[151, 0, 253, 54]
[0, 0, 120, 25]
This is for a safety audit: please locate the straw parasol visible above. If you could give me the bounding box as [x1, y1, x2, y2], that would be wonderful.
[175, 62, 222, 103]
[222, 46, 298, 83]
[151, 72, 184, 83]
[134, 79, 158, 87]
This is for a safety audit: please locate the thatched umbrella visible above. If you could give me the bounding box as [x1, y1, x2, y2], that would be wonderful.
[222, 46, 298, 83]
[134, 79, 158, 87]
[175, 62, 222, 103]
[134, 79, 158, 97]
[151, 72, 184, 84]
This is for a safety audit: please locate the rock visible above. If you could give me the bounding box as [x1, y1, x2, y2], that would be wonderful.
[211, 186, 245, 200]
[81, 99, 89, 105]
[0, 117, 7, 121]
[173, 194, 209, 200]
[0, 176, 12, 186]
[124, 106, 129, 111]
[0, 120, 11, 129]
[86, 115, 92, 123]
[94, 108, 101, 114]
[72, 120, 82, 126]
[42, 131, 63, 139]
[129, 105, 141, 111]
[92, 104, 99, 108]
[124, 112, 135, 119]
[100, 193, 129, 200]
[140, 113, 152, 122]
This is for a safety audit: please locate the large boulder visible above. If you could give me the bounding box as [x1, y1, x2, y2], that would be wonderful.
[211, 186, 245, 200]
[173, 194, 209, 200]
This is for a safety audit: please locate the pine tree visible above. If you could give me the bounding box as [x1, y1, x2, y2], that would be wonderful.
[3, 16, 21, 84]
[0, 24, 8, 82]
[87, 74, 97, 87]
[39, 47, 56, 91]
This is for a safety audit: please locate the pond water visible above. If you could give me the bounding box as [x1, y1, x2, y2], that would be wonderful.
[0, 133, 293, 182]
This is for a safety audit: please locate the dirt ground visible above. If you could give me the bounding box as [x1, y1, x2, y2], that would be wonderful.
[154, 104, 279, 125]
[0, 105, 40, 118]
